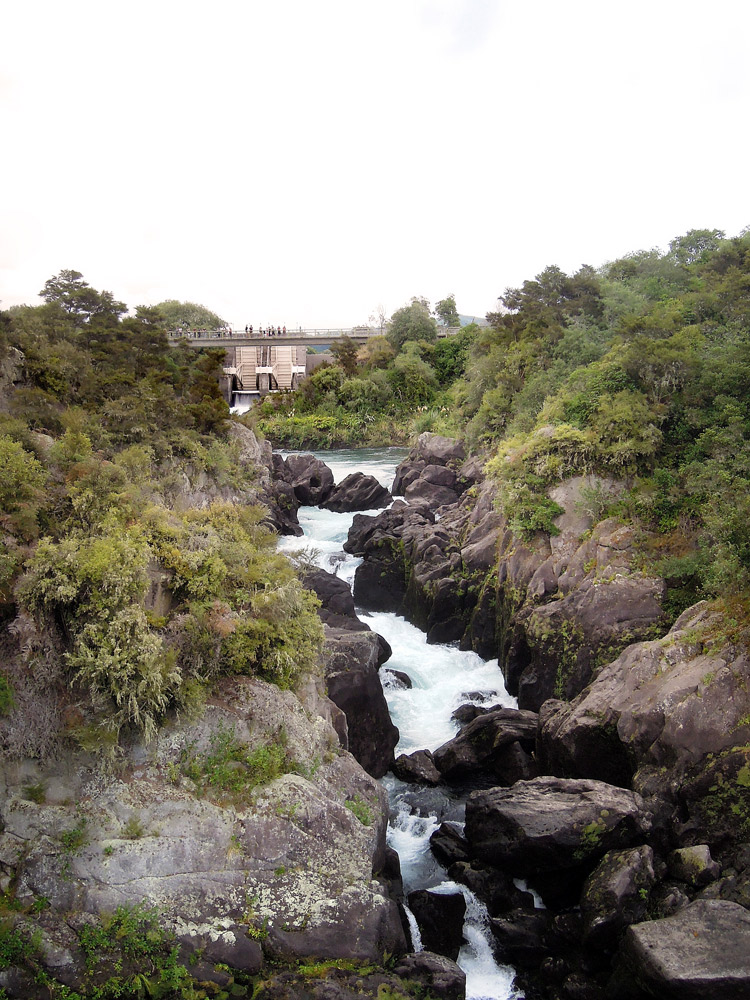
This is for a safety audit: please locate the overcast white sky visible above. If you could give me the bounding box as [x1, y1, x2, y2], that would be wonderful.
[2, 0, 749, 329]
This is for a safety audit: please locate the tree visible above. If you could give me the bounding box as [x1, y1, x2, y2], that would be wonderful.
[329, 335, 360, 377]
[39, 270, 126, 324]
[386, 300, 437, 351]
[668, 229, 725, 267]
[155, 299, 227, 331]
[435, 294, 460, 327]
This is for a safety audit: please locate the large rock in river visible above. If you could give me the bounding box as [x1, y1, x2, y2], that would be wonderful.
[283, 453, 335, 505]
[464, 776, 651, 876]
[432, 708, 538, 785]
[321, 472, 392, 512]
[322, 626, 399, 778]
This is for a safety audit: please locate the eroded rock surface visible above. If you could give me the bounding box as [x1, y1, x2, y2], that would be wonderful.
[432, 708, 538, 785]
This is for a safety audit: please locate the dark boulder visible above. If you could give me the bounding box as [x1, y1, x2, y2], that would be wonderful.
[490, 909, 553, 970]
[321, 473, 392, 513]
[392, 952, 466, 1000]
[284, 453, 335, 505]
[465, 777, 652, 876]
[429, 823, 471, 867]
[447, 861, 533, 916]
[265, 480, 302, 536]
[451, 704, 495, 725]
[303, 567, 392, 664]
[432, 708, 538, 784]
[580, 845, 655, 947]
[613, 899, 750, 1000]
[322, 627, 399, 778]
[404, 478, 460, 508]
[392, 750, 442, 786]
[304, 567, 358, 620]
[407, 888, 466, 962]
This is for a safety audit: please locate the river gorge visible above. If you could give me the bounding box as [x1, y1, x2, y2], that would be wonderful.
[278, 447, 521, 1000]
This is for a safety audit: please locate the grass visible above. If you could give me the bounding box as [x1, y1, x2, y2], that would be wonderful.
[180, 722, 293, 802]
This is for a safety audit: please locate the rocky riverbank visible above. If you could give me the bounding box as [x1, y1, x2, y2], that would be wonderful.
[276, 435, 750, 999]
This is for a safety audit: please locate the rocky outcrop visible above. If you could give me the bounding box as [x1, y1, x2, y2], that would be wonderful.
[392, 749, 442, 786]
[347, 446, 666, 709]
[579, 845, 655, 947]
[392, 952, 466, 1000]
[392, 433, 467, 495]
[0, 674, 406, 994]
[245, 954, 467, 1000]
[537, 603, 750, 846]
[321, 472, 392, 512]
[322, 627, 399, 778]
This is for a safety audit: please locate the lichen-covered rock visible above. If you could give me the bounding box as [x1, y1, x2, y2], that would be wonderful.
[537, 603, 750, 816]
[668, 845, 721, 888]
[0, 674, 405, 989]
[393, 951, 467, 1000]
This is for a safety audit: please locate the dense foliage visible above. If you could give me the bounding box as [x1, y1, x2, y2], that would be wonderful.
[0, 274, 323, 756]
[254, 228, 750, 611]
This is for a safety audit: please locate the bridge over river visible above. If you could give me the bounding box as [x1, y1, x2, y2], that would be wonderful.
[170, 326, 460, 348]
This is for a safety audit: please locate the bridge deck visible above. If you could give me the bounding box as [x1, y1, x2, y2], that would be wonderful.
[170, 327, 459, 348]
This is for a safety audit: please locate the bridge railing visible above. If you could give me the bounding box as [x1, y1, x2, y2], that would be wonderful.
[168, 325, 461, 341]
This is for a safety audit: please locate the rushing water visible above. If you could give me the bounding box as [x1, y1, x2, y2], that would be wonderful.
[278, 448, 522, 1000]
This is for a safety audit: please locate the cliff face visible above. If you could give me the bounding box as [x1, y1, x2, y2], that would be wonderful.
[346, 434, 666, 712]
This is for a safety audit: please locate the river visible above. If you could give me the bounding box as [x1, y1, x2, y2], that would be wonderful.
[278, 447, 522, 1000]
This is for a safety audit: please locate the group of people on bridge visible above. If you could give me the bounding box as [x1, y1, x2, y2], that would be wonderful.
[244, 325, 287, 336]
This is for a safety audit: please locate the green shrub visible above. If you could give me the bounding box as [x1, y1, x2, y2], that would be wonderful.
[67, 607, 181, 742]
[181, 723, 292, 799]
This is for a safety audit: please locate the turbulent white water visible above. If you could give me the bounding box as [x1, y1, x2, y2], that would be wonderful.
[280, 448, 521, 1000]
